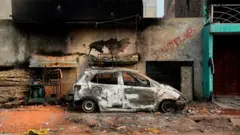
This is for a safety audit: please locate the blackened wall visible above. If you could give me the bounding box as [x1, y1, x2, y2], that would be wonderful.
[175, 0, 203, 17]
[12, 0, 143, 23]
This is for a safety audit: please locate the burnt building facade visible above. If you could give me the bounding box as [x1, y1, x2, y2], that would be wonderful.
[0, 0, 203, 104]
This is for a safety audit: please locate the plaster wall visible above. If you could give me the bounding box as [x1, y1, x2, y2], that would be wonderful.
[137, 18, 203, 97]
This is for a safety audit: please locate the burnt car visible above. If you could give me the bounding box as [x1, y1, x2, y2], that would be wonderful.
[73, 68, 188, 113]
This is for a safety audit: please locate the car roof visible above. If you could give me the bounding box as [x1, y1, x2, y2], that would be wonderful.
[85, 67, 152, 80]
[85, 67, 138, 72]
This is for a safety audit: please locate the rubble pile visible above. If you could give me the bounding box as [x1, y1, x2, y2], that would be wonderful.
[186, 107, 222, 115]
[66, 110, 236, 135]
[185, 102, 223, 115]
[0, 69, 30, 108]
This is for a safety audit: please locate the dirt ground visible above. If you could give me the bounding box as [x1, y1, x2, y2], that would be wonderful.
[0, 103, 240, 135]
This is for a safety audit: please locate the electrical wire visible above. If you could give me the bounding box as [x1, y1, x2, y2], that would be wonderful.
[66, 15, 142, 25]
[12, 14, 142, 25]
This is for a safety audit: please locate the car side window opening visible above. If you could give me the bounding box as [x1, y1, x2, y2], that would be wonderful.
[91, 72, 118, 85]
[123, 72, 150, 87]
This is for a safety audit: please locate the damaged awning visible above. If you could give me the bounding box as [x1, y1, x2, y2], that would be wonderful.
[29, 54, 78, 68]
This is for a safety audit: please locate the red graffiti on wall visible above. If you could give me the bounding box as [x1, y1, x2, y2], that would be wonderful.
[155, 28, 196, 53]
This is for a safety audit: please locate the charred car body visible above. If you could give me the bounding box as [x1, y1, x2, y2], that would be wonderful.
[73, 68, 188, 113]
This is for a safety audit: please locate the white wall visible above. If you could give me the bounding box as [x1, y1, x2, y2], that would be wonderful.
[0, 0, 12, 20]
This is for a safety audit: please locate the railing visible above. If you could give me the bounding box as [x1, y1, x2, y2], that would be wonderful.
[211, 4, 240, 23]
[97, 53, 117, 67]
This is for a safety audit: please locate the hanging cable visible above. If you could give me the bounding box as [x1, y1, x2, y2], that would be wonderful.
[13, 14, 142, 25]
[66, 15, 142, 25]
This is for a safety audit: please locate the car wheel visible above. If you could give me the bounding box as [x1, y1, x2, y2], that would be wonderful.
[81, 100, 97, 113]
[159, 100, 176, 113]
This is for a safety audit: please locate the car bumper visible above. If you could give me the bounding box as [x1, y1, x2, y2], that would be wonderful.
[175, 97, 188, 110]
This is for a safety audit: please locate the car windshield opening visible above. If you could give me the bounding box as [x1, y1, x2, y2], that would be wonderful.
[91, 72, 118, 85]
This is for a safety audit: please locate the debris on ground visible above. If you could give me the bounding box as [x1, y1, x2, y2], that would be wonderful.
[0, 103, 239, 135]
[0, 106, 67, 134]
[22, 129, 48, 135]
[66, 106, 237, 135]
[186, 102, 240, 115]
[146, 128, 160, 134]
[214, 96, 240, 109]
[230, 117, 240, 127]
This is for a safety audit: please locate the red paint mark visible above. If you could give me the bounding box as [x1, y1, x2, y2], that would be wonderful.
[167, 41, 174, 50]
[152, 28, 196, 56]
[187, 28, 196, 38]
[160, 48, 166, 53]
[173, 37, 182, 47]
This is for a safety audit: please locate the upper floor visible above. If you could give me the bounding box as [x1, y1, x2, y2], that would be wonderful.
[205, 0, 240, 24]
[0, 0, 203, 24]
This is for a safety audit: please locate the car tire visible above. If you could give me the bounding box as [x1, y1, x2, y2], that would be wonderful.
[81, 100, 97, 113]
[159, 100, 176, 113]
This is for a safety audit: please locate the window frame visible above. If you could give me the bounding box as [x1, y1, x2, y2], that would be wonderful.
[122, 71, 139, 86]
[122, 71, 151, 87]
[90, 71, 119, 85]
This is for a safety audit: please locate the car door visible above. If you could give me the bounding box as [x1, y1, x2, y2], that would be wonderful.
[89, 71, 122, 109]
[121, 71, 156, 110]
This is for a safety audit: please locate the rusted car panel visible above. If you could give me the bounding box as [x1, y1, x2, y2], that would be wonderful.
[73, 68, 188, 113]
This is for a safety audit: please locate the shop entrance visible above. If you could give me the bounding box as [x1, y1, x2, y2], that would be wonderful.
[146, 61, 181, 90]
[146, 61, 194, 100]
[213, 35, 240, 95]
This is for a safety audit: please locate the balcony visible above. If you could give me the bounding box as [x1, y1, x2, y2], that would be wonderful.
[210, 4, 240, 23]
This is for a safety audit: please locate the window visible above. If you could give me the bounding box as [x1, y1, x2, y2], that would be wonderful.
[91, 72, 118, 85]
[123, 72, 138, 86]
[123, 72, 150, 87]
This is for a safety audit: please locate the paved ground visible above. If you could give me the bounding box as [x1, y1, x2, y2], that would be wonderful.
[0, 102, 239, 135]
[213, 96, 240, 109]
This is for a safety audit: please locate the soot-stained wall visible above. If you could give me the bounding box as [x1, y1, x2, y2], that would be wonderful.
[11, 0, 143, 22]
[0, 18, 203, 98]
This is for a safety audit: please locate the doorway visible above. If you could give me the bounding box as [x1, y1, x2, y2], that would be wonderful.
[146, 61, 181, 90]
[146, 61, 194, 100]
[213, 35, 240, 95]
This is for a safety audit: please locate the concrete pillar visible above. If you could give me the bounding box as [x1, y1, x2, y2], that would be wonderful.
[203, 25, 213, 99]
[181, 66, 193, 101]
